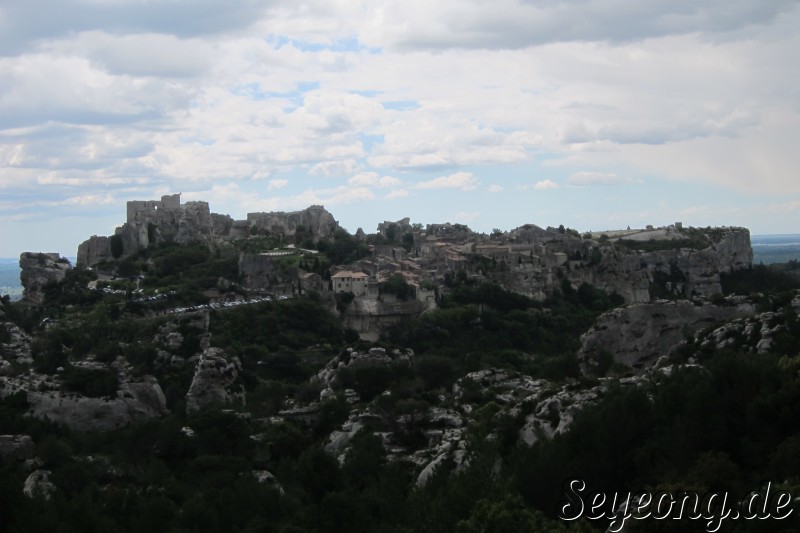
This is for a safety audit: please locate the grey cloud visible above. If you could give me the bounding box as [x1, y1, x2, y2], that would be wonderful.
[561, 109, 760, 146]
[0, 0, 272, 55]
[380, 0, 799, 50]
[566, 172, 632, 186]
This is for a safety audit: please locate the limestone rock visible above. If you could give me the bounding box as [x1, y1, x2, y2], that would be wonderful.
[247, 205, 339, 242]
[578, 299, 756, 373]
[343, 299, 428, 342]
[693, 305, 800, 355]
[185, 347, 245, 414]
[25, 376, 168, 432]
[251, 470, 285, 495]
[0, 435, 35, 463]
[23, 469, 56, 500]
[76, 236, 111, 268]
[19, 253, 71, 304]
[0, 321, 33, 364]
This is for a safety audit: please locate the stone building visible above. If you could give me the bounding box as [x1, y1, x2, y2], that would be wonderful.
[331, 271, 369, 296]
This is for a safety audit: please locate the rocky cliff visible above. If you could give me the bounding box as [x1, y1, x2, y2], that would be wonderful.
[77, 195, 340, 267]
[342, 297, 428, 342]
[247, 205, 338, 242]
[578, 297, 757, 373]
[491, 227, 752, 304]
[577, 227, 753, 302]
[19, 253, 71, 304]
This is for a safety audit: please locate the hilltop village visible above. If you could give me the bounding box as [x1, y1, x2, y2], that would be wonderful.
[52, 194, 751, 339]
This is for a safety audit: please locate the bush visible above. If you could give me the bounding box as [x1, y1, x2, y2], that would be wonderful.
[62, 367, 119, 398]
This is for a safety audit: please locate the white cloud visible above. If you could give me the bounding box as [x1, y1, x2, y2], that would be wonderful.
[533, 179, 559, 190]
[386, 189, 410, 199]
[488, 184, 503, 193]
[348, 172, 402, 188]
[268, 179, 288, 191]
[415, 172, 479, 191]
[567, 172, 632, 187]
[310, 159, 360, 177]
[2, 0, 800, 255]
[356, 0, 796, 51]
[41, 194, 116, 207]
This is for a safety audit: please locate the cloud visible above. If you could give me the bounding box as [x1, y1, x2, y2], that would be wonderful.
[533, 179, 559, 190]
[414, 172, 479, 191]
[567, 172, 633, 187]
[386, 189, 410, 200]
[2, 0, 800, 255]
[356, 0, 797, 51]
[310, 159, 361, 177]
[488, 184, 503, 193]
[41, 193, 116, 207]
[268, 179, 288, 191]
[348, 172, 402, 188]
[0, 0, 270, 55]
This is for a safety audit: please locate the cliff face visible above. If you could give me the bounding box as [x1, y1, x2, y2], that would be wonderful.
[76, 236, 111, 268]
[577, 228, 753, 303]
[19, 253, 71, 304]
[578, 298, 757, 373]
[343, 298, 428, 342]
[247, 205, 338, 242]
[490, 228, 753, 303]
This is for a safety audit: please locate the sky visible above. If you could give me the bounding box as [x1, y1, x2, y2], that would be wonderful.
[2, 0, 800, 257]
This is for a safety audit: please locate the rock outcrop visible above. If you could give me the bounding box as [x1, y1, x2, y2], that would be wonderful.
[491, 227, 752, 304]
[313, 347, 414, 391]
[342, 298, 428, 342]
[76, 236, 111, 269]
[19, 253, 71, 304]
[0, 434, 35, 463]
[77, 195, 341, 267]
[247, 205, 338, 242]
[578, 298, 757, 373]
[23, 469, 56, 500]
[0, 319, 33, 365]
[238, 253, 299, 292]
[24, 377, 168, 432]
[185, 347, 245, 413]
[576, 227, 752, 303]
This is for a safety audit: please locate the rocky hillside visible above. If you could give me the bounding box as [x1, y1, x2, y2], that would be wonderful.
[4, 205, 800, 531]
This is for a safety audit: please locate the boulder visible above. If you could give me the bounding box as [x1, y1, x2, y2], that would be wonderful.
[185, 347, 245, 414]
[0, 434, 35, 463]
[23, 469, 55, 500]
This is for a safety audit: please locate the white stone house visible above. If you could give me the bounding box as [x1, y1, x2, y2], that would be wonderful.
[331, 271, 369, 296]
